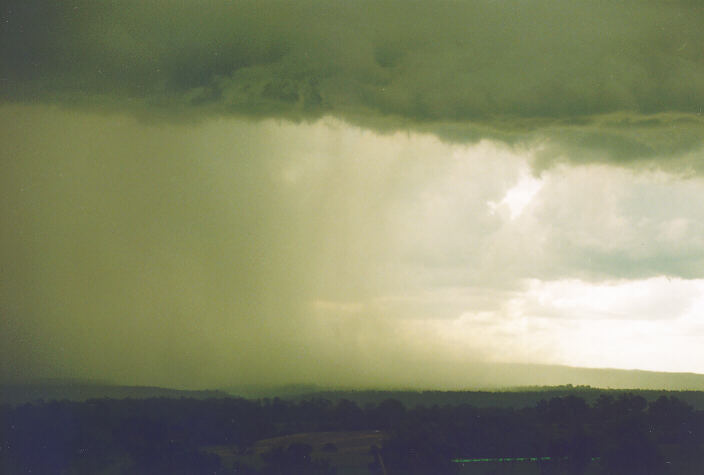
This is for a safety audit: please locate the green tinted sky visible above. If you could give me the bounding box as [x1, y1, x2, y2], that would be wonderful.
[2, 1, 704, 389]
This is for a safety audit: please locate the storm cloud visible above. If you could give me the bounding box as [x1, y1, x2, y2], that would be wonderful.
[3, 1, 704, 390]
[2, 0, 704, 167]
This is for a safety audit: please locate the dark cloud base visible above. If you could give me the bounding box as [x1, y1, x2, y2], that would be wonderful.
[2, 0, 704, 166]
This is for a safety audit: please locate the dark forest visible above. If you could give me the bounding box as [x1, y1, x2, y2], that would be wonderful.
[3, 391, 704, 474]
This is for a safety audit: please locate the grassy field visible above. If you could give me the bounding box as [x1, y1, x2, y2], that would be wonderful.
[454, 460, 601, 475]
[204, 430, 388, 474]
[204, 432, 704, 475]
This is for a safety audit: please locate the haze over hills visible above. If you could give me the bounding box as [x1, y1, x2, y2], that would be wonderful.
[223, 363, 704, 399]
[6, 362, 704, 406]
[457, 362, 704, 391]
[0, 378, 228, 405]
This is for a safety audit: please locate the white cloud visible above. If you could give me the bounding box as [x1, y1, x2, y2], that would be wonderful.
[488, 170, 544, 220]
[521, 277, 702, 321]
[368, 276, 704, 373]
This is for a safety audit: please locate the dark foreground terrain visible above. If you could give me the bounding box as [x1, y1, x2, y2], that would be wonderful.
[2, 390, 704, 474]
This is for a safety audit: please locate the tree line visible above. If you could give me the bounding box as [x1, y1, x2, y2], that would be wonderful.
[2, 392, 704, 474]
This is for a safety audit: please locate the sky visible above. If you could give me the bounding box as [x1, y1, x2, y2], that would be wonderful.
[2, 0, 704, 389]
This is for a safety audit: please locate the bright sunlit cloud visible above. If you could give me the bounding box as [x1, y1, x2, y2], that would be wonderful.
[399, 276, 704, 374]
[488, 171, 544, 219]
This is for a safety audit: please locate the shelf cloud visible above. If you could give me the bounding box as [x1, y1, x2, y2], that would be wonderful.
[3, 0, 704, 168]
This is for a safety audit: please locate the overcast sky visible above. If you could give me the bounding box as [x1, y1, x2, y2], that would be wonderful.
[2, 1, 704, 389]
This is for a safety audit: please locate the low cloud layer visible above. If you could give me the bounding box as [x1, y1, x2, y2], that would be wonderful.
[2, 0, 704, 167]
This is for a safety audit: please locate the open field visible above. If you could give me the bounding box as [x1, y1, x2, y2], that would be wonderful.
[205, 430, 388, 474]
[5, 394, 704, 473]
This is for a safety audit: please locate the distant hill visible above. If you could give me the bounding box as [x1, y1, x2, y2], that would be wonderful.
[224, 362, 704, 398]
[224, 383, 323, 400]
[281, 387, 704, 410]
[480, 362, 704, 391]
[221, 362, 704, 409]
[6, 362, 704, 407]
[0, 379, 228, 405]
